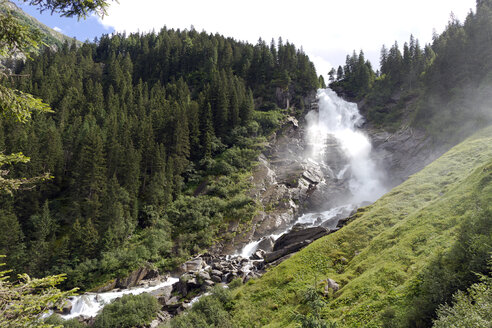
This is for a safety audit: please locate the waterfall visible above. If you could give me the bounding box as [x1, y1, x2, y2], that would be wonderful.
[307, 88, 386, 203]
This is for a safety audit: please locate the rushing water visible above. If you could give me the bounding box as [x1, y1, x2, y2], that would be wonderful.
[60, 88, 386, 320]
[307, 88, 386, 203]
[61, 277, 178, 319]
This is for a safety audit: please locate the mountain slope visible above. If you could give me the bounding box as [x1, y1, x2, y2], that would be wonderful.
[1, 1, 77, 48]
[225, 125, 492, 327]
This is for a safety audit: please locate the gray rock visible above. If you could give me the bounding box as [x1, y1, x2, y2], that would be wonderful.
[257, 236, 275, 253]
[54, 300, 72, 315]
[210, 269, 223, 277]
[197, 271, 211, 281]
[211, 275, 222, 283]
[251, 250, 265, 260]
[264, 240, 310, 263]
[94, 280, 117, 293]
[180, 258, 204, 273]
[116, 266, 150, 289]
[150, 285, 172, 304]
[203, 279, 215, 287]
[273, 226, 328, 252]
[324, 278, 340, 295]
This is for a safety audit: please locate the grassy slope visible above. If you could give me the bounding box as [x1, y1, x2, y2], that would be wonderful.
[229, 125, 492, 327]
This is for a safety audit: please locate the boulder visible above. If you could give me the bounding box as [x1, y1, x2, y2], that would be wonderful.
[273, 226, 328, 252]
[143, 268, 160, 280]
[251, 250, 265, 260]
[172, 273, 200, 298]
[93, 279, 117, 293]
[150, 285, 173, 305]
[324, 278, 340, 295]
[203, 279, 215, 287]
[179, 258, 204, 273]
[264, 240, 310, 263]
[54, 300, 72, 315]
[211, 275, 222, 283]
[116, 266, 150, 289]
[257, 236, 275, 252]
[210, 269, 223, 277]
[197, 271, 211, 281]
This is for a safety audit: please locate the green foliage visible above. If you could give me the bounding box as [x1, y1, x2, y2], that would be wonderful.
[253, 109, 286, 134]
[432, 272, 492, 328]
[19, 0, 112, 18]
[170, 286, 235, 328]
[44, 315, 86, 328]
[0, 3, 42, 58]
[0, 257, 77, 328]
[400, 205, 492, 327]
[93, 293, 159, 328]
[293, 286, 336, 328]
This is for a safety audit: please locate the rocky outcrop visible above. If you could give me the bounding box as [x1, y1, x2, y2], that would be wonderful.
[368, 126, 447, 187]
[116, 265, 156, 289]
[262, 226, 332, 264]
[218, 109, 354, 255]
[272, 226, 328, 252]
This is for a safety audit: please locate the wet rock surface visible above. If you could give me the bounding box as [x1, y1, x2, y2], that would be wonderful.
[368, 126, 447, 187]
[272, 226, 328, 252]
[218, 111, 354, 255]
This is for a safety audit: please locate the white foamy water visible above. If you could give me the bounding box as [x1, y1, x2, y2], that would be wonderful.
[308, 88, 386, 203]
[61, 277, 178, 319]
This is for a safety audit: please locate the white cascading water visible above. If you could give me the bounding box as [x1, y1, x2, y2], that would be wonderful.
[307, 88, 386, 203]
[59, 277, 178, 319]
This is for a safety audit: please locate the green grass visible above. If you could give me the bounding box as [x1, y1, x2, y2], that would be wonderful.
[228, 125, 492, 327]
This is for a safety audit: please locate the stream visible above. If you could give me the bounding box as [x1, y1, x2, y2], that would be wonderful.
[61, 88, 387, 320]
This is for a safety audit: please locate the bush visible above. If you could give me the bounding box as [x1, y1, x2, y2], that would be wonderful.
[253, 110, 285, 134]
[433, 274, 491, 328]
[44, 315, 86, 327]
[170, 286, 234, 328]
[93, 293, 159, 328]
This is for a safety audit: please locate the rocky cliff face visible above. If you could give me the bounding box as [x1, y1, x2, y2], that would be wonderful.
[368, 125, 448, 187]
[218, 111, 354, 254]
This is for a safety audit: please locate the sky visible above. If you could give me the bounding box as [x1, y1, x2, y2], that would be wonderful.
[13, 0, 476, 78]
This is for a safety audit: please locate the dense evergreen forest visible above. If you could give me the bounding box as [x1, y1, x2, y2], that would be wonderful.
[332, 0, 492, 141]
[0, 27, 318, 290]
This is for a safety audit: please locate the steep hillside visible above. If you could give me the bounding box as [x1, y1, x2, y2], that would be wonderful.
[1, 1, 77, 48]
[180, 125, 492, 327]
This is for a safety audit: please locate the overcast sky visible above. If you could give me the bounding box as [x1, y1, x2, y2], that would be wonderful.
[16, 0, 476, 78]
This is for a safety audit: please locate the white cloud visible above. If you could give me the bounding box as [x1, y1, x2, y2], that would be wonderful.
[99, 0, 476, 78]
[53, 26, 63, 33]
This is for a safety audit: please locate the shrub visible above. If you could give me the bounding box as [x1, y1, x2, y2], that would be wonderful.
[170, 286, 234, 328]
[93, 293, 159, 328]
[433, 273, 491, 328]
